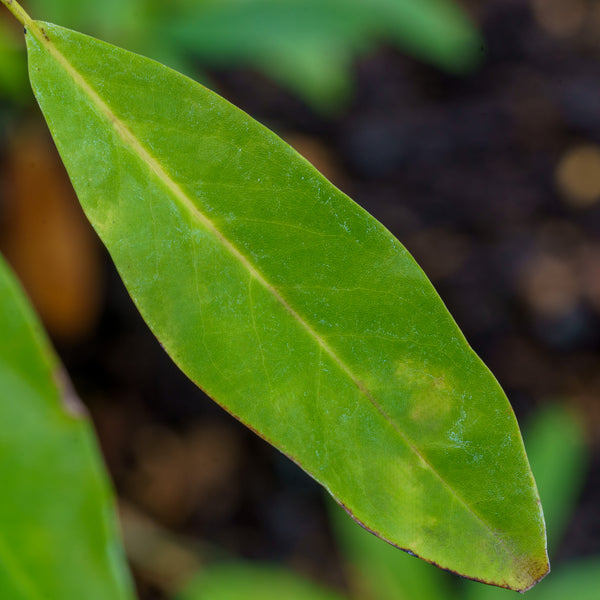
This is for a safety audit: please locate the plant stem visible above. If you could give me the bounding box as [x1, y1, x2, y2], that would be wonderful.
[0, 0, 33, 28]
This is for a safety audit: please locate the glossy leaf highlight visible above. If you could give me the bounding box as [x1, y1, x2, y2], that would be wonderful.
[0, 254, 135, 600]
[22, 18, 547, 590]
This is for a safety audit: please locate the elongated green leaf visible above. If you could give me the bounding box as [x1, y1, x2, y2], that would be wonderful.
[0, 254, 135, 600]
[463, 554, 600, 600]
[19, 15, 547, 590]
[177, 563, 345, 600]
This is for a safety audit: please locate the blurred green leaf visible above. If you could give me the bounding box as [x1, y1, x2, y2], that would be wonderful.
[523, 405, 587, 555]
[463, 555, 600, 600]
[164, 0, 367, 110]
[328, 499, 449, 600]
[16, 0, 482, 111]
[164, 0, 482, 111]
[177, 563, 345, 600]
[523, 557, 600, 600]
[25, 16, 545, 590]
[463, 404, 591, 600]
[369, 0, 482, 72]
[0, 253, 135, 599]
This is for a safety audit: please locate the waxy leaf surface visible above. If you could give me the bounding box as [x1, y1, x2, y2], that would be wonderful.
[0, 254, 134, 600]
[23, 20, 548, 589]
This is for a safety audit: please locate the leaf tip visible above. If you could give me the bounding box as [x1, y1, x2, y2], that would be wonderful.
[514, 554, 551, 593]
[334, 493, 551, 592]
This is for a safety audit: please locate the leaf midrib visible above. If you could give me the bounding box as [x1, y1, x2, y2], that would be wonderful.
[29, 21, 521, 568]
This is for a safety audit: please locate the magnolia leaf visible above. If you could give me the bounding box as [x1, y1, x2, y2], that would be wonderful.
[9, 4, 548, 590]
[0, 254, 135, 599]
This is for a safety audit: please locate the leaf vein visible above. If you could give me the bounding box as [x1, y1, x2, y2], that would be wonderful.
[32, 22, 519, 561]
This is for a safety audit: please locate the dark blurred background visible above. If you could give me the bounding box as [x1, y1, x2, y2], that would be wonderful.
[1, 1, 599, 598]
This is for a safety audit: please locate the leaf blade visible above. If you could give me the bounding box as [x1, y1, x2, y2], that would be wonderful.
[25, 21, 547, 590]
[0, 254, 135, 600]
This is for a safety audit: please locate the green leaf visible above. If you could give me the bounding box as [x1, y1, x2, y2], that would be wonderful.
[523, 405, 587, 555]
[22, 0, 481, 112]
[21, 16, 546, 590]
[164, 0, 367, 110]
[523, 557, 600, 600]
[367, 0, 482, 72]
[177, 563, 345, 600]
[166, 0, 482, 111]
[463, 556, 600, 600]
[0, 254, 135, 599]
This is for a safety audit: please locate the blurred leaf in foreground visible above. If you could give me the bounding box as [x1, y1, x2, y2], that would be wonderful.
[164, 0, 483, 111]
[0, 253, 135, 600]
